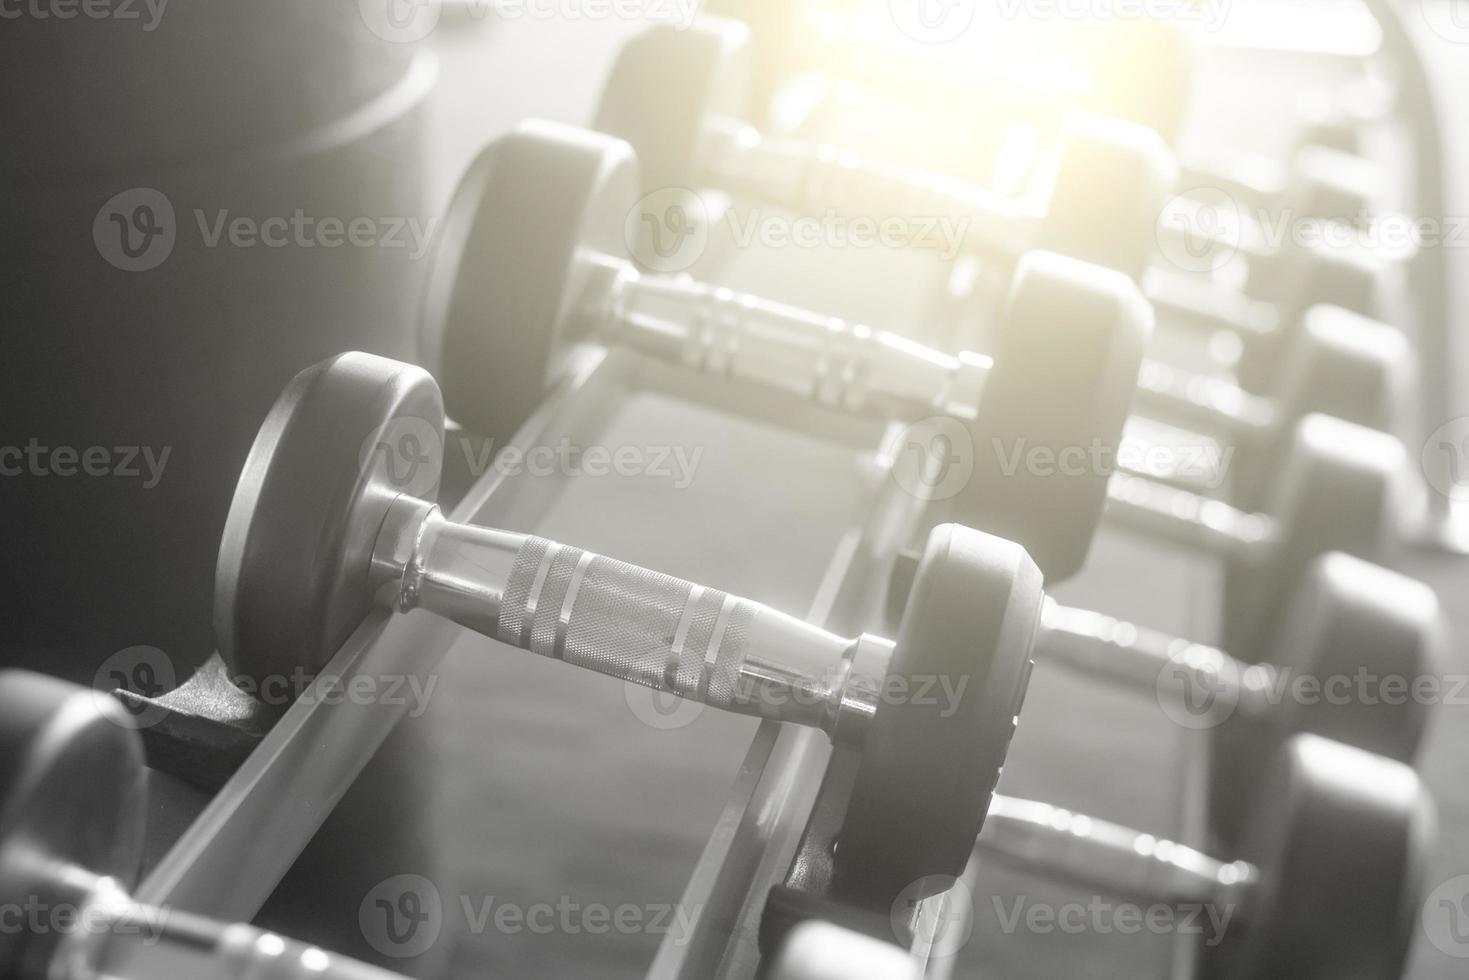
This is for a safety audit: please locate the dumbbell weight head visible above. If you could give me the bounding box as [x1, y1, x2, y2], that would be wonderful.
[0, 671, 147, 978]
[1036, 112, 1177, 282]
[959, 252, 1151, 580]
[219, 352, 1045, 905]
[834, 524, 1041, 909]
[1273, 306, 1407, 436]
[1234, 305, 1409, 508]
[1283, 144, 1383, 229]
[594, 16, 749, 196]
[422, 122, 635, 441]
[426, 123, 1150, 583]
[1208, 553, 1442, 843]
[1223, 413, 1405, 653]
[1199, 735, 1431, 980]
[600, 23, 1174, 282]
[214, 352, 445, 686]
[1235, 245, 1381, 394]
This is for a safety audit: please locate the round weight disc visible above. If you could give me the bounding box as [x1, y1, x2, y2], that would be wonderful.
[833, 524, 1043, 909]
[1268, 553, 1439, 760]
[1038, 114, 1176, 281]
[593, 18, 750, 193]
[0, 671, 145, 974]
[215, 351, 444, 686]
[1274, 305, 1406, 432]
[1223, 413, 1403, 653]
[422, 120, 639, 439]
[961, 252, 1151, 581]
[1208, 553, 1440, 843]
[1200, 734, 1431, 980]
[1239, 306, 1406, 509]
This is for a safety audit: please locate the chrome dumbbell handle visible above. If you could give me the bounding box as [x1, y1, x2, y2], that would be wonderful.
[979, 795, 1259, 912]
[1036, 600, 1274, 720]
[1143, 266, 1280, 341]
[1104, 473, 1277, 565]
[601, 257, 990, 418]
[1133, 359, 1279, 446]
[700, 116, 1040, 263]
[371, 496, 890, 744]
[53, 874, 405, 980]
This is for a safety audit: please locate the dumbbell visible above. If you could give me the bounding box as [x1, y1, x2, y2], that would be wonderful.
[1036, 551, 1440, 842]
[597, 20, 1406, 502]
[424, 122, 1413, 601]
[596, 17, 1173, 281]
[597, 19, 1382, 304]
[882, 539, 1439, 838]
[595, 19, 1386, 382]
[1083, 17, 1383, 221]
[1102, 412, 1406, 653]
[0, 670, 408, 980]
[423, 119, 1151, 581]
[216, 350, 1044, 908]
[1099, 304, 1408, 508]
[975, 735, 1431, 980]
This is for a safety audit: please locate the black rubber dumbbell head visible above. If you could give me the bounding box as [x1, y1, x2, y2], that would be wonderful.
[215, 352, 445, 686]
[833, 524, 1042, 910]
[422, 121, 637, 440]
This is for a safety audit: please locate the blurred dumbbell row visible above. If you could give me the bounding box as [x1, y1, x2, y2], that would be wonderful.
[3, 6, 1452, 980]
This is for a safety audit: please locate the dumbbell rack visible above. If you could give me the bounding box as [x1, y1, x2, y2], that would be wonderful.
[129, 344, 1223, 980]
[113, 11, 1454, 980]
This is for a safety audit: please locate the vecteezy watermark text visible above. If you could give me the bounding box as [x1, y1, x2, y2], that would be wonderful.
[0, 0, 168, 30]
[0, 439, 170, 488]
[358, 876, 700, 959]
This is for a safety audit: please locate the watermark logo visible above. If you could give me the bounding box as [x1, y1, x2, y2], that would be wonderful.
[1423, 874, 1469, 957]
[360, 875, 444, 959]
[1154, 187, 1242, 275]
[627, 187, 709, 273]
[890, 416, 975, 503]
[1422, 0, 1469, 44]
[0, 439, 172, 487]
[0, 0, 169, 31]
[624, 681, 705, 730]
[990, 893, 1236, 945]
[453, 435, 704, 489]
[0, 895, 170, 944]
[892, 876, 975, 958]
[361, 414, 443, 499]
[359, 0, 442, 42]
[889, 0, 976, 44]
[92, 645, 176, 730]
[94, 188, 176, 272]
[990, 0, 1232, 31]
[94, 189, 438, 272]
[1422, 417, 1469, 501]
[1154, 644, 1241, 731]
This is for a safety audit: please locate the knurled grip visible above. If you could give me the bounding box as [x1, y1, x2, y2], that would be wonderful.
[495, 535, 756, 709]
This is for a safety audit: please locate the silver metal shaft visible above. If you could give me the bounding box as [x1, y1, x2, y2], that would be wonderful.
[978, 794, 1259, 911]
[52, 874, 406, 980]
[603, 256, 991, 420]
[1133, 358, 1279, 447]
[370, 496, 890, 745]
[700, 116, 1039, 265]
[1104, 472, 1277, 565]
[1142, 265, 1281, 343]
[1036, 599, 1275, 721]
